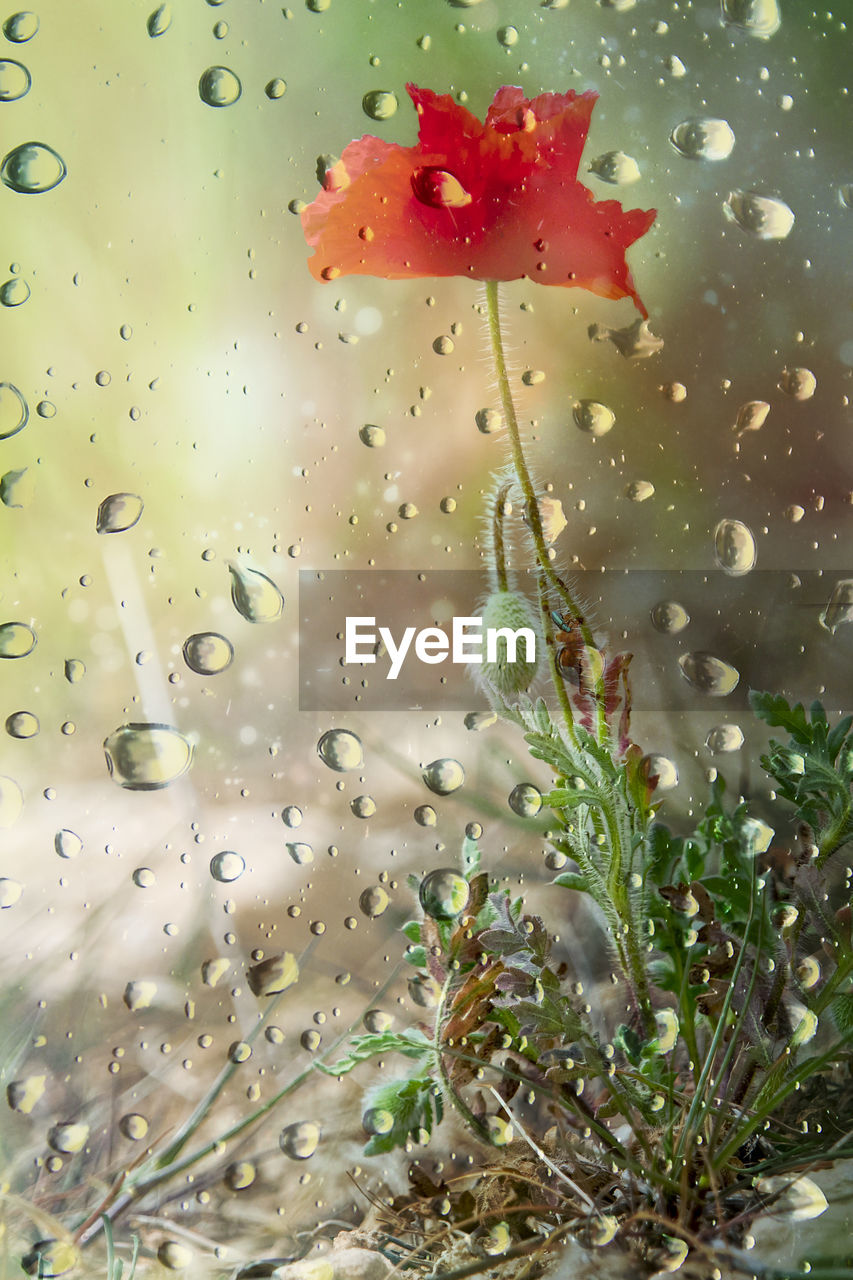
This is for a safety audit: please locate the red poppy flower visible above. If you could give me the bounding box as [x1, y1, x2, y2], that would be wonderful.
[301, 84, 656, 315]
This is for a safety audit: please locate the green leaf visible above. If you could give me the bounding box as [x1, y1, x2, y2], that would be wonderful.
[749, 690, 811, 742]
[542, 787, 592, 810]
[361, 1073, 442, 1155]
[315, 1028, 431, 1076]
[830, 993, 853, 1036]
[462, 835, 481, 879]
[553, 871, 589, 894]
[827, 714, 853, 763]
[401, 920, 422, 945]
[405, 946, 427, 969]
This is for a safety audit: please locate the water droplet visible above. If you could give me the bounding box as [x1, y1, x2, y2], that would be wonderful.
[6, 1074, 45, 1113]
[572, 399, 615, 436]
[265, 77, 287, 100]
[464, 711, 497, 731]
[363, 1009, 393, 1033]
[408, 973, 441, 1008]
[0, 877, 23, 908]
[359, 423, 386, 447]
[351, 794, 376, 818]
[755, 1174, 827, 1220]
[281, 805, 302, 828]
[485, 1115, 513, 1146]
[508, 783, 542, 818]
[6, 710, 38, 738]
[419, 868, 470, 920]
[48, 1122, 89, 1154]
[228, 561, 284, 623]
[132, 867, 155, 887]
[778, 366, 816, 400]
[0, 776, 23, 827]
[432, 334, 455, 354]
[0, 382, 28, 439]
[0, 275, 30, 305]
[588, 150, 641, 184]
[362, 89, 397, 120]
[64, 658, 85, 683]
[475, 407, 503, 434]
[650, 600, 689, 634]
[228, 1040, 252, 1064]
[724, 189, 793, 239]
[157, 1242, 193, 1271]
[124, 980, 157, 1010]
[678, 652, 740, 696]
[209, 851, 245, 882]
[414, 169, 471, 211]
[497, 24, 518, 46]
[721, 0, 780, 39]
[641, 754, 679, 791]
[279, 1121, 320, 1159]
[734, 400, 770, 436]
[362, 1107, 394, 1135]
[660, 381, 687, 402]
[714, 518, 757, 575]
[705, 724, 744, 753]
[3, 12, 39, 42]
[201, 958, 230, 987]
[422, 757, 465, 796]
[624, 480, 655, 502]
[247, 951, 299, 996]
[36, 399, 54, 418]
[224, 1160, 255, 1190]
[212, 19, 228, 37]
[96, 492, 143, 534]
[359, 886, 389, 918]
[414, 804, 436, 827]
[21, 1241, 77, 1278]
[286, 841, 314, 866]
[1, 141, 65, 193]
[670, 117, 735, 161]
[198, 66, 242, 107]
[54, 829, 82, 859]
[119, 1113, 149, 1140]
[819, 579, 853, 634]
[146, 3, 171, 36]
[0, 467, 33, 507]
[317, 727, 363, 771]
[103, 723, 193, 790]
[0, 622, 36, 658]
[182, 631, 234, 674]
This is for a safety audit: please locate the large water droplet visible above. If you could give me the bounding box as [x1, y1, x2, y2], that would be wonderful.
[588, 150, 641, 184]
[21, 1241, 77, 1278]
[359, 423, 386, 447]
[734, 400, 770, 436]
[6, 1074, 45, 1113]
[724, 189, 793, 239]
[6, 710, 38, 738]
[819, 579, 853, 634]
[508, 783, 542, 817]
[414, 804, 437, 826]
[650, 601, 689, 634]
[103, 723, 193, 790]
[182, 632, 234, 674]
[358, 886, 390, 918]
[778, 366, 816, 400]
[362, 1107, 394, 1135]
[209, 851, 245, 882]
[228, 562, 284, 622]
[157, 1242, 193, 1271]
[64, 658, 85, 683]
[0, 467, 33, 507]
[0, 59, 31, 101]
[0, 776, 23, 827]
[412, 167, 472, 210]
[624, 480, 655, 502]
[96, 492, 143, 534]
[422, 757, 465, 796]
[0, 382, 28, 439]
[721, 0, 780, 39]
[247, 951, 299, 996]
[670, 118, 735, 161]
[363, 1009, 393, 1033]
[119, 1113, 149, 1140]
[47, 1122, 89, 1154]
[286, 841, 314, 866]
[705, 724, 744, 753]
[714, 518, 756, 575]
[0, 877, 23, 908]
[0, 275, 30, 306]
[419, 869, 470, 920]
[317, 727, 363, 771]
[641, 754, 679, 791]
[265, 78, 287, 100]
[3, 12, 39, 42]
[279, 1121, 320, 1159]
[147, 3, 171, 36]
[1, 141, 65, 193]
[198, 66, 242, 108]
[572, 400, 615, 436]
[0, 622, 36, 658]
[678, 652, 740, 696]
[475, 407, 503, 435]
[362, 89, 397, 120]
[54, 829, 82, 859]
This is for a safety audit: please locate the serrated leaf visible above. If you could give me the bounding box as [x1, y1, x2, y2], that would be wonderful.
[830, 993, 853, 1035]
[362, 1074, 440, 1155]
[826, 714, 853, 763]
[749, 690, 811, 742]
[316, 1029, 431, 1076]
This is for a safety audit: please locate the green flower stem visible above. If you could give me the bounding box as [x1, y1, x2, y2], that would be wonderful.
[818, 797, 851, 867]
[433, 971, 489, 1141]
[483, 280, 606, 742]
[489, 477, 512, 593]
[537, 572, 580, 733]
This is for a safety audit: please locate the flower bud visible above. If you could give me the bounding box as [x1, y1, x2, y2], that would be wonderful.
[478, 590, 539, 697]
